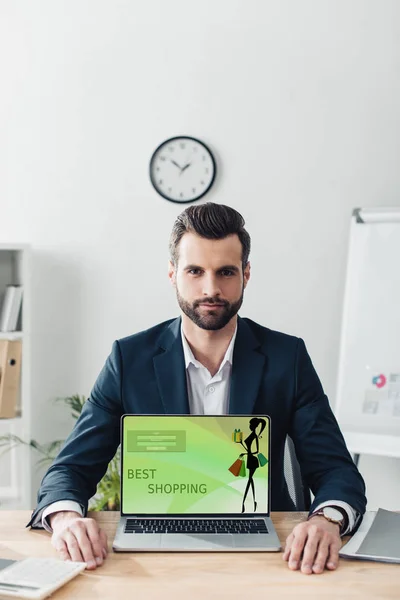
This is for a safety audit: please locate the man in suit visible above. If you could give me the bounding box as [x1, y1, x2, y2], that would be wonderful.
[28, 203, 366, 575]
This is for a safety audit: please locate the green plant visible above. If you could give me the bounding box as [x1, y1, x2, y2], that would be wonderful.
[0, 394, 121, 511]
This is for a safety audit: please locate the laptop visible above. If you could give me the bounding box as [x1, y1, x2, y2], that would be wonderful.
[113, 414, 281, 552]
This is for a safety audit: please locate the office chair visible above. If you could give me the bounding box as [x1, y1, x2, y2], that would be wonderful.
[284, 436, 311, 511]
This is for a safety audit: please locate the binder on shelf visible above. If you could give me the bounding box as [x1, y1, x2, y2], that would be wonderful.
[0, 339, 22, 418]
[0, 287, 15, 331]
[9, 285, 23, 331]
[0, 285, 23, 332]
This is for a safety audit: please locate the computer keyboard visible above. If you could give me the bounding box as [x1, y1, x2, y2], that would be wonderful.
[125, 518, 269, 534]
[0, 557, 86, 599]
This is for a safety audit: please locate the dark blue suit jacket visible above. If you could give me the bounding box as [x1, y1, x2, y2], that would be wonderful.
[28, 316, 366, 526]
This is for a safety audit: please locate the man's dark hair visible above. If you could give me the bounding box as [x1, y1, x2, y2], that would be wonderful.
[169, 203, 251, 269]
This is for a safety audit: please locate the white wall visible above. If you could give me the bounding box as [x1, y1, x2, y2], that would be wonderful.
[1, 0, 400, 509]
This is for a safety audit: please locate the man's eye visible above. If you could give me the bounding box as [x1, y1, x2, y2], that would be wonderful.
[221, 270, 234, 277]
[188, 269, 201, 275]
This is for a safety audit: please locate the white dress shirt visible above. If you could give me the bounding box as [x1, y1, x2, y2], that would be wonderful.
[182, 324, 237, 415]
[35, 325, 357, 534]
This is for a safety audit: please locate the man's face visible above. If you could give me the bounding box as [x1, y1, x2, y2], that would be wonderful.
[168, 232, 250, 330]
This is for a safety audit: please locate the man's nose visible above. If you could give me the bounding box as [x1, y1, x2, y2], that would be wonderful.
[202, 273, 221, 297]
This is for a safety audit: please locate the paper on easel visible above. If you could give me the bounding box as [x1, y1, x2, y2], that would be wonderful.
[0, 340, 22, 418]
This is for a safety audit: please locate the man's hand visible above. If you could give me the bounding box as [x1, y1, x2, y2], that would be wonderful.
[50, 511, 108, 570]
[282, 516, 342, 575]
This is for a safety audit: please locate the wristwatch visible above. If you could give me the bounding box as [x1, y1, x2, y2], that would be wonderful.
[308, 506, 348, 534]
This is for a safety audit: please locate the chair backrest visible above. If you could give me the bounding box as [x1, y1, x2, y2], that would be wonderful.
[283, 436, 311, 511]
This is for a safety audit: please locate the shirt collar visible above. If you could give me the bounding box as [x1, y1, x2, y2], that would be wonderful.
[181, 324, 237, 372]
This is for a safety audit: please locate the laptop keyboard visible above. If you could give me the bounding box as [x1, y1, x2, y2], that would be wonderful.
[125, 518, 268, 534]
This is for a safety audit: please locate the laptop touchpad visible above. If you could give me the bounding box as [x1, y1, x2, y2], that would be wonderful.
[161, 534, 234, 549]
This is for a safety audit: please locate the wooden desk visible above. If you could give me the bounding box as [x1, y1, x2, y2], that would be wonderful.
[0, 511, 399, 599]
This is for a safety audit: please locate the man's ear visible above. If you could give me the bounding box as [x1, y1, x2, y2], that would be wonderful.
[243, 262, 251, 288]
[168, 260, 176, 286]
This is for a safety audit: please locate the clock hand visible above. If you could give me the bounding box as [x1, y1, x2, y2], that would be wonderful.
[181, 162, 191, 173]
[171, 159, 182, 169]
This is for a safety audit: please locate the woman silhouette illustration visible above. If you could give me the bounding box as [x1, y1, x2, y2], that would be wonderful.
[238, 417, 266, 513]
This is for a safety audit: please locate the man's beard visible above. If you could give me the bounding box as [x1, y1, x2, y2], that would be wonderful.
[176, 287, 244, 331]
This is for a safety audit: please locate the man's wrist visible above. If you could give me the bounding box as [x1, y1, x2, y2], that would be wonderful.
[49, 510, 81, 530]
[308, 514, 340, 531]
[308, 506, 348, 535]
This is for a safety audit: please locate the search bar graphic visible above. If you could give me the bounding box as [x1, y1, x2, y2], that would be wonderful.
[127, 430, 186, 452]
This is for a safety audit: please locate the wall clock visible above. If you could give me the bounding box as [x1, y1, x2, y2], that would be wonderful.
[149, 136, 216, 203]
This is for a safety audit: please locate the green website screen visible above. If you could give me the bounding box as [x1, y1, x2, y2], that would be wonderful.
[121, 415, 269, 515]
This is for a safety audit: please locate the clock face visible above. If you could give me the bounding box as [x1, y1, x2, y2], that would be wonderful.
[149, 136, 216, 203]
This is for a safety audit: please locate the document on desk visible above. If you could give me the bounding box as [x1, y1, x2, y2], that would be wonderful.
[340, 509, 400, 563]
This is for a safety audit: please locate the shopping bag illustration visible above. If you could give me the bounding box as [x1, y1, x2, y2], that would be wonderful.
[228, 458, 243, 477]
[257, 452, 268, 467]
[232, 428, 243, 442]
[239, 459, 246, 477]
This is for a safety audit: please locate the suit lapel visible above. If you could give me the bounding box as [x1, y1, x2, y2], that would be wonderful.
[153, 317, 190, 415]
[229, 317, 266, 415]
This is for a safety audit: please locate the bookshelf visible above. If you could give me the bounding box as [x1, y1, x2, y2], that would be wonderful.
[0, 245, 31, 509]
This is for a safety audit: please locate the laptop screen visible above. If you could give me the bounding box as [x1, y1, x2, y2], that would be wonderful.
[121, 415, 270, 516]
